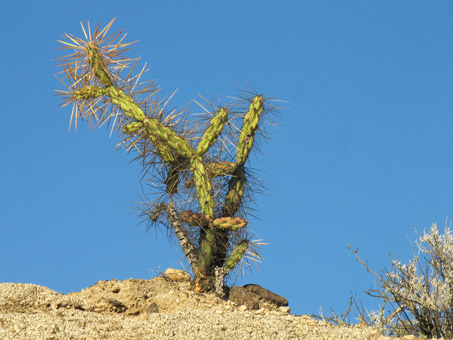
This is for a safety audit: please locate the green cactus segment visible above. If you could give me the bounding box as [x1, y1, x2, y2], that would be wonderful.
[207, 161, 236, 178]
[189, 156, 214, 218]
[212, 216, 247, 230]
[223, 240, 249, 272]
[155, 142, 177, 164]
[198, 227, 216, 276]
[122, 121, 143, 134]
[72, 86, 107, 100]
[236, 95, 264, 165]
[223, 165, 246, 217]
[86, 43, 112, 87]
[105, 87, 147, 121]
[196, 108, 228, 155]
[181, 211, 212, 227]
[185, 162, 236, 188]
[141, 117, 193, 158]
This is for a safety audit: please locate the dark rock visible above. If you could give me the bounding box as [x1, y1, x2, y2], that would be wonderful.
[147, 302, 159, 314]
[228, 286, 260, 310]
[228, 284, 288, 310]
[243, 284, 288, 307]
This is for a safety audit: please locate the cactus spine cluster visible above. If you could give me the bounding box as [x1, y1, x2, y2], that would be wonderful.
[57, 18, 274, 293]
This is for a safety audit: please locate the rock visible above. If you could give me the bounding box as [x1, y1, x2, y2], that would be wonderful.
[278, 306, 291, 314]
[228, 284, 288, 311]
[254, 308, 265, 315]
[164, 268, 191, 282]
[228, 286, 260, 310]
[243, 284, 288, 307]
[146, 302, 159, 315]
[238, 305, 248, 312]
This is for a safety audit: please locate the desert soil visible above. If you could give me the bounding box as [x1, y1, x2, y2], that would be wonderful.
[0, 276, 420, 340]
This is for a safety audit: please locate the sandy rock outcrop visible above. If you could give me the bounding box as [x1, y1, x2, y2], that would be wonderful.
[0, 277, 396, 340]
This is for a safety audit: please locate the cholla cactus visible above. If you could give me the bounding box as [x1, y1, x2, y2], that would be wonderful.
[56, 18, 277, 293]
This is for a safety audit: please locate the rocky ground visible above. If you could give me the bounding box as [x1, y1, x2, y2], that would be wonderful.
[0, 274, 426, 340]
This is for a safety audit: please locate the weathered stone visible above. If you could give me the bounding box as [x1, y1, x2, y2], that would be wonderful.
[228, 284, 288, 310]
[238, 305, 248, 312]
[146, 302, 159, 316]
[278, 306, 291, 314]
[228, 286, 260, 310]
[243, 284, 288, 307]
[164, 268, 191, 282]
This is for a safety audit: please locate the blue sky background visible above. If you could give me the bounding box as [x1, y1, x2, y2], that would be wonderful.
[1, 1, 453, 318]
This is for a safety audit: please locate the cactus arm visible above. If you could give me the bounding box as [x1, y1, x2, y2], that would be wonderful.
[223, 240, 249, 273]
[86, 43, 113, 87]
[189, 156, 214, 218]
[208, 161, 236, 178]
[106, 87, 147, 121]
[236, 95, 264, 166]
[212, 216, 247, 231]
[213, 97, 264, 271]
[222, 165, 246, 217]
[181, 211, 212, 227]
[196, 108, 228, 155]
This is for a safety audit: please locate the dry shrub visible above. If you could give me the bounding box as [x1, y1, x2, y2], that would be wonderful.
[349, 222, 453, 338]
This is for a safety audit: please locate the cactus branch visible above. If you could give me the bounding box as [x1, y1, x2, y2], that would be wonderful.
[223, 240, 249, 272]
[86, 43, 113, 87]
[223, 165, 246, 217]
[165, 202, 198, 270]
[196, 107, 228, 155]
[181, 211, 212, 227]
[236, 95, 264, 165]
[212, 217, 247, 231]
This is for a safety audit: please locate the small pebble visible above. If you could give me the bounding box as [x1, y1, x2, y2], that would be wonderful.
[278, 306, 291, 314]
[238, 305, 247, 312]
[254, 308, 265, 315]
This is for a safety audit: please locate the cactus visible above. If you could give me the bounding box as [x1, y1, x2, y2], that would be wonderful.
[196, 108, 228, 156]
[223, 240, 249, 272]
[212, 217, 247, 231]
[56, 18, 276, 293]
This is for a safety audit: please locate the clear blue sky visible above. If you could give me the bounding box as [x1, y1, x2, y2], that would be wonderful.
[1, 1, 453, 318]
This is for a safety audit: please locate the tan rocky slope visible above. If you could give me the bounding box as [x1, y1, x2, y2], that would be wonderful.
[0, 276, 402, 340]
